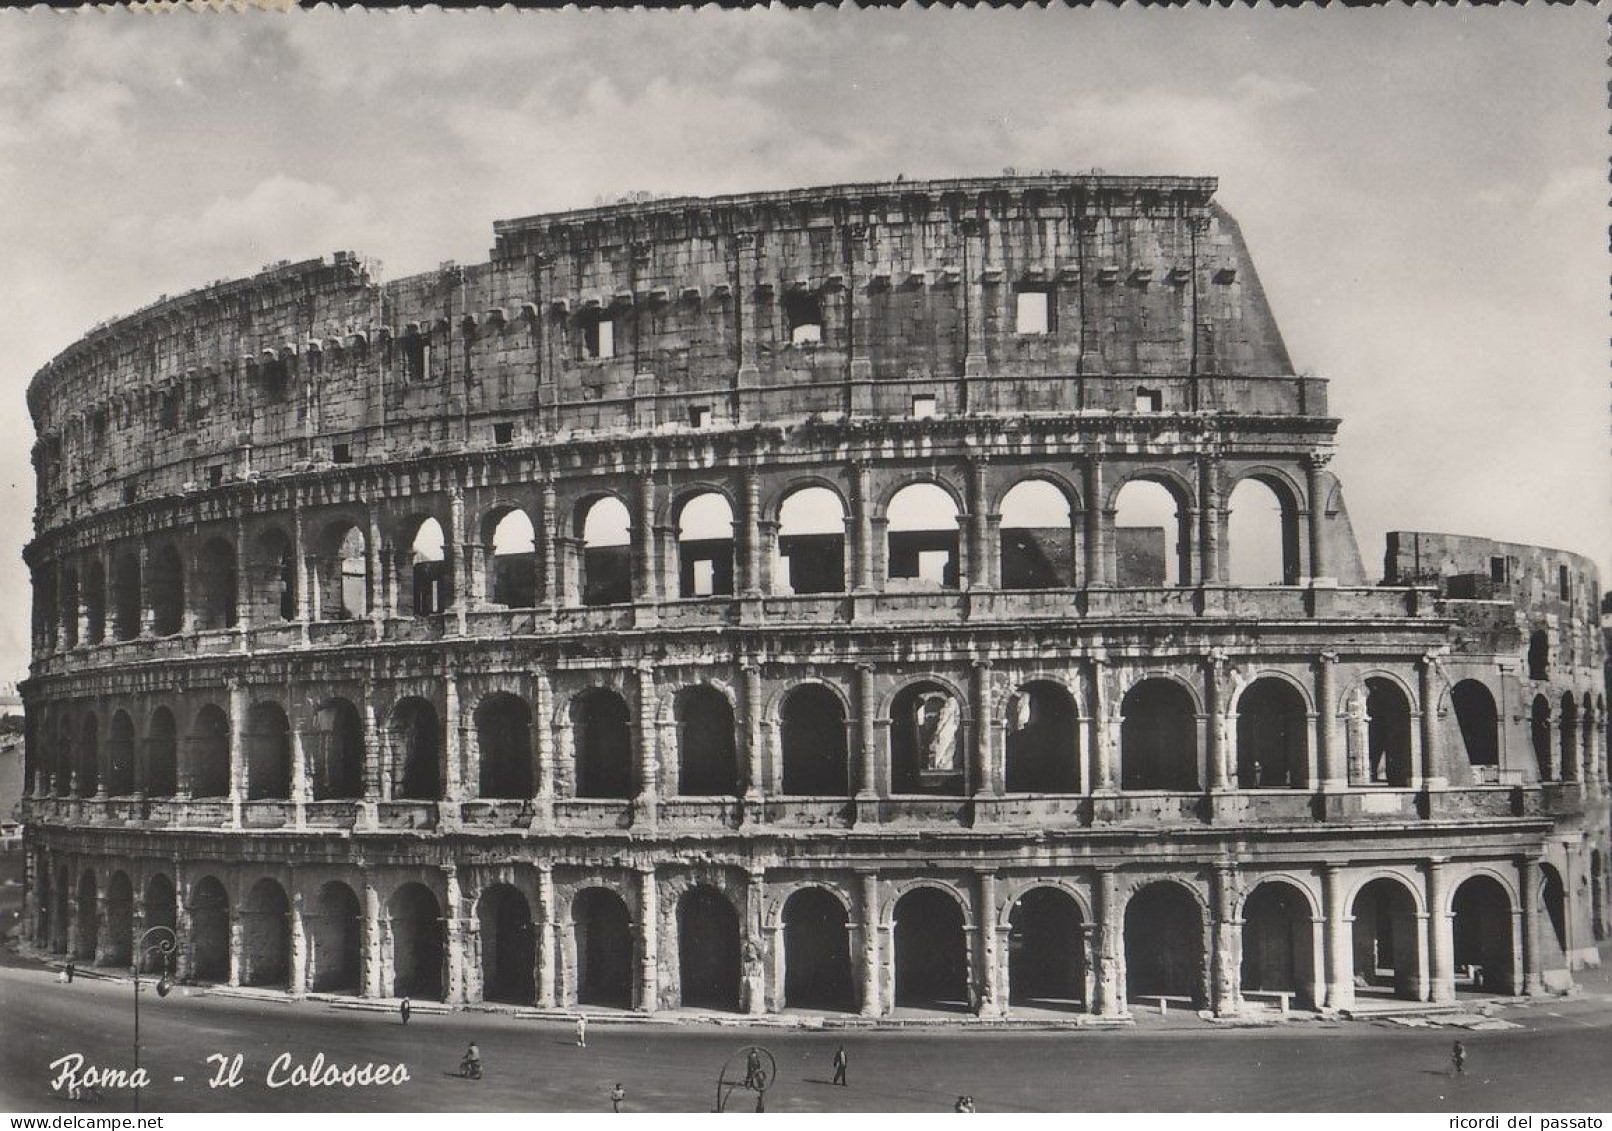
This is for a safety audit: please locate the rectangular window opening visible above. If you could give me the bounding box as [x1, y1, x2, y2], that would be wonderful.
[692, 559, 716, 597]
[783, 290, 824, 346]
[584, 318, 615, 360]
[1135, 387, 1163, 413]
[1490, 556, 1508, 584]
[492, 422, 514, 445]
[689, 405, 711, 429]
[912, 395, 937, 420]
[1558, 565, 1571, 601]
[207, 465, 224, 487]
[331, 443, 352, 465]
[1016, 290, 1050, 335]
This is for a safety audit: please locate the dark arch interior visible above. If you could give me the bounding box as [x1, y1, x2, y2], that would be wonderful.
[141, 874, 177, 975]
[1365, 679, 1413, 787]
[677, 886, 741, 1011]
[1124, 882, 1204, 1006]
[245, 702, 291, 800]
[242, 879, 291, 988]
[107, 712, 136, 796]
[310, 882, 362, 994]
[1237, 678, 1307, 789]
[150, 544, 185, 637]
[76, 715, 99, 798]
[890, 682, 965, 796]
[1351, 877, 1420, 999]
[1452, 875, 1515, 994]
[1532, 695, 1554, 779]
[102, 872, 133, 967]
[311, 699, 364, 801]
[189, 706, 229, 799]
[111, 553, 141, 642]
[574, 690, 633, 799]
[393, 698, 442, 801]
[477, 694, 533, 799]
[893, 887, 969, 1011]
[479, 884, 535, 1004]
[1008, 887, 1084, 1009]
[1452, 681, 1499, 769]
[1004, 682, 1079, 793]
[1120, 680, 1198, 791]
[780, 685, 850, 795]
[1240, 882, 1313, 1008]
[574, 888, 633, 1008]
[189, 877, 231, 983]
[676, 687, 737, 796]
[389, 884, 445, 1000]
[196, 538, 239, 631]
[782, 888, 854, 1012]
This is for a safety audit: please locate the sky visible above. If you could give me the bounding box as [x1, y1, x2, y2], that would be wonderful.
[0, 6, 1605, 680]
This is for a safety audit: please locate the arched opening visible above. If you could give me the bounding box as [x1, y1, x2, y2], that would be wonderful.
[83, 561, 105, 644]
[1114, 478, 1191, 587]
[1004, 681, 1080, 793]
[242, 878, 290, 988]
[111, 552, 141, 641]
[409, 519, 450, 617]
[73, 871, 98, 961]
[476, 693, 533, 799]
[1527, 629, 1549, 681]
[146, 708, 178, 797]
[77, 714, 99, 797]
[150, 544, 185, 636]
[676, 492, 735, 598]
[1452, 681, 1499, 771]
[196, 538, 239, 631]
[189, 705, 229, 799]
[388, 883, 444, 1000]
[776, 487, 845, 594]
[572, 689, 634, 799]
[103, 871, 133, 968]
[1007, 887, 1085, 1010]
[1240, 881, 1314, 1009]
[1227, 477, 1300, 585]
[1539, 864, 1568, 972]
[1120, 679, 1199, 791]
[188, 876, 230, 983]
[1532, 695, 1554, 779]
[486, 508, 537, 608]
[677, 886, 741, 1011]
[318, 523, 368, 621]
[478, 884, 535, 1005]
[890, 682, 965, 796]
[50, 866, 69, 954]
[781, 888, 855, 1012]
[578, 496, 632, 606]
[675, 686, 737, 796]
[1351, 877, 1421, 1000]
[309, 881, 361, 994]
[1559, 694, 1579, 780]
[250, 527, 297, 624]
[999, 480, 1075, 590]
[1365, 679, 1413, 786]
[1124, 882, 1205, 1006]
[1581, 694, 1596, 782]
[886, 483, 960, 589]
[1452, 875, 1515, 994]
[779, 684, 850, 795]
[893, 887, 969, 1011]
[106, 711, 136, 796]
[573, 888, 633, 1008]
[52, 716, 71, 797]
[59, 567, 79, 649]
[309, 699, 364, 801]
[141, 874, 177, 974]
[1236, 678, 1308, 789]
[391, 697, 442, 801]
[245, 702, 291, 800]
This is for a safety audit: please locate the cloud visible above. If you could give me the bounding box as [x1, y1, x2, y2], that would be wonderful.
[1531, 164, 1603, 217]
[1231, 72, 1316, 106]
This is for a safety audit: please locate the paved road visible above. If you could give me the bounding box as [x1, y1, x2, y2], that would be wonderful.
[2, 942, 1610, 1113]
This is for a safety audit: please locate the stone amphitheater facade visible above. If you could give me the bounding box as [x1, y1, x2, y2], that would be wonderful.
[17, 175, 1610, 1019]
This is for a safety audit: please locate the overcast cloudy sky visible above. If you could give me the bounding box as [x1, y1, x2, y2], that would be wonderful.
[0, 6, 1604, 679]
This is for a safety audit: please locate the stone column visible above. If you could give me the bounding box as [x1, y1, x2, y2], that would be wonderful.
[743, 661, 764, 801]
[228, 680, 247, 826]
[1519, 855, 1544, 995]
[534, 671, 555, 812]
[1316, 651, 1340, 792]
[1426, 858, 1454, 1004]
[449, 487, 468, 634]
[443, 677, 463, 814]
[744, 869, 766, 1015]
[536, 864, 556, 1008]
[859, 871, 881, 1017]
[856, 664, 877, 798]
[367, 510, 386, 635]
[1093, 871, 1123, 1016]
[540, 481, 559, 609]
[1083, 459, 1106, 587]
[1212, 864, 1240, 1015]
[1199, 455, 1224, 585]
[636, 865, 658, 1012]
[292, 504, 312, 637]
[289, 888, 307, 996]
[361, 695, 382, 821]
[976, 870, 1002, 1016]
[289, 710, 308, 827]
[852, 461, 874, 592]
[1304, 453, 1331, 581]
[1206, 651, 1230, 793]
[227, 905, 244, 987]
[967, 457, 991, 590]
[138, 544, 156, 637]
[742, 469, 763, 597]
[1090, 657, 1114, 793]
[960, 218, 987, 390]
[361, 875, 383, 998]
[442, 865, 465, 1005]
[1419, 654, 1446, 791]
[972, 660, 997, 798]
[1322, 865, 1354, 1010]
[636, 663, 659, 820]
[634, 475, 658, 606]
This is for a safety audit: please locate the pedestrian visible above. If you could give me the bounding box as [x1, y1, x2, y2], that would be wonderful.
[831, 1045, 847, 1087]
[399, 997, 411, 1025]
[744, 1048, 763, 1089]
[575, 1013, 588, 1048]
[610, 1083, 625, 1113]
[65, 960, 74, 984]
[1452, 1040, 1467, 1077]
[953, 1095, 975, 1113]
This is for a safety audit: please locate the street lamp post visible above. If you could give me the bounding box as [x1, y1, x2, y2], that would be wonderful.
[132, 925, 177, 1112]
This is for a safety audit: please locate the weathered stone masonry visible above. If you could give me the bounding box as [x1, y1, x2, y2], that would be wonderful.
[19, 175, 1610, 1017]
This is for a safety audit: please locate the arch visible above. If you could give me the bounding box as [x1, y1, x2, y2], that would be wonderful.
[76, 713, 99, 798]
[1226, 474, 1301, 585]
[485, 507, 537, 609]
[309, 881, 361, 994]
[780, 683, 850, 796]
[106, 710, 136, 796]
[781, 887, 855, 1012]
[188, 876, 230, 983]
[572, 887, 633, 1008]
[675, 491, 735, 598]
[476, 692, 534, 800]
[675, 685, 737, 797]
[149, 543, 185, 636]
[103, 871, 134, 967]
[58, 566, 79, 649]
[83, 560, 106, 644]
[999, 478, 1075, 590]
[1240, 880, 1314, 1009]
[1451, 680, 1499, 768]
[317, 522, 369, 621]
[146, 707, 178, 797]
[196, 537, 239, 631]
[1124, 880, 1206, 1007]
[578, 495, 633, 606]
[1004, 680, 1080, 793]
[776, 485, 845, 594]
[1527, 629, 1549, 681]
[1452, 874, 1515, 994]
[245, 701, 291, 800]
[189, 704, 230, 799]
[391, 697, 443, 801]
[1581, 693, 1596, 781]
[572, 688, 634, 800]
[1559, 694, 1579, 779]
[1236, 677, 1307, 789]
[477, 883, 535, 1005]
[242, 877, 290, 988]
[249, 526, 297, 624]
[1532, 694, 1554, 779]
[52, 715, 71, 797]
[309, 698, 364, 801]
[111, 551, 141, 641]
[1120, 678, 1199, 791]
[408, 518, 448, 617]
[1007, 886, 1085, 1010]
[1365, 677, 1413, 786]
[141, 874, 177, 974]
[1114, 476, 1191, 587]
[1350, 876, 1422, 1000]
[886, 482, 960, 589]
[387, 882, 445, 1000]
[893, 886, 969, 1011]
[890, 680, 966, 795]
[50, 865, 70, 953]
[677, 885, 741, 1011]
[1539, 863, 1568, 970]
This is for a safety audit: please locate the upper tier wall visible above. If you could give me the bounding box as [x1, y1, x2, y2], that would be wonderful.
[27, 175, 1311, 532]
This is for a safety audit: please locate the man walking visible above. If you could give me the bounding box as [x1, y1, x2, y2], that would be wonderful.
[831, 1046, 848, 1087]
[610, 1083, 625, 1112]
[399, 997, 411, 1025]
[575, 1013, 588, 1048]
[1452, 1040, 1467, 1077]
[744, 1048, 763, 1089]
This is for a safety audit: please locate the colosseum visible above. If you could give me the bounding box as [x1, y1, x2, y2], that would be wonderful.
[16, 174, 1609, 1021]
